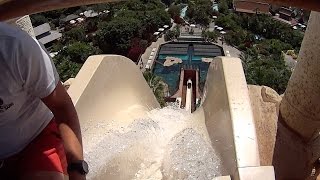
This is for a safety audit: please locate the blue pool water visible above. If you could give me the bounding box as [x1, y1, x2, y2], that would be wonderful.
[212, 3, 219, 11]
[158, 55, 206, 61]
[180, 6, 188, 18]
[153, 43, 223, 95]
[153, 60, 210, 95]
[158, 54, 189, 61]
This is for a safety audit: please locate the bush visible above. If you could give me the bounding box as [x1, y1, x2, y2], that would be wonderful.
[186, 0, 213, 26]
[202, 31, 218, 42]
[241, 50, 291, 94]
[60, 42, 97, 63]
[143, 70, 166, 107]
[168, 5, 181, 19]
[218, 0, 229, 14]
[164, 28, 180, 41]
[63, 27, 86, 43]
[53, 57, 83, 82]
[30, 14, 48, 27]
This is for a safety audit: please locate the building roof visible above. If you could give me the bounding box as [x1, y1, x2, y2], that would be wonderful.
[279, 7, 292, 16]
[61, 14, 79, 22]
[234, 0, 270, 14]
[37, 30, 62, 45]
[273, 15, 297, 26]
[34, 23, 51, 37]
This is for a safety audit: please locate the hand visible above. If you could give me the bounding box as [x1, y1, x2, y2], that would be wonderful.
[68, 171, 86, 180]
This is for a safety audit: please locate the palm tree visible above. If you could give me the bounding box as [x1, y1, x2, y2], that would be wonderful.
[143, 70, 166, 107]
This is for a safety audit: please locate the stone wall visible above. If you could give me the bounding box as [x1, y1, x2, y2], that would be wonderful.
[248, 85, 280, 166]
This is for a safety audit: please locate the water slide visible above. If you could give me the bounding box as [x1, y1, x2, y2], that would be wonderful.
[67, 55, 275, 179]
[185, 79, 192, 113]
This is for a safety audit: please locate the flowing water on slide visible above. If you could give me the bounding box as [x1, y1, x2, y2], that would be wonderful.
[83, 106, 224, 180]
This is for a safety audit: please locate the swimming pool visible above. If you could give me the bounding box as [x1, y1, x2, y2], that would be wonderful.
[158, 55, 212, 61]
[180, 5, 188, 18]
[158, 54, 189, 61]
[154, 42, 224, 95]
[212, 3, 219, 11]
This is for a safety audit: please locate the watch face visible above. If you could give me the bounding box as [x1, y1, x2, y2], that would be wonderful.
[82, 161, 89, 174]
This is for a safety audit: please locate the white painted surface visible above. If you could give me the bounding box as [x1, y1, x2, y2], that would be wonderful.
[185, 79, 192, 113]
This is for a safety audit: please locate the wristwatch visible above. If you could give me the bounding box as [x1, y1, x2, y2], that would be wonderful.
[67, 160, 89, 175]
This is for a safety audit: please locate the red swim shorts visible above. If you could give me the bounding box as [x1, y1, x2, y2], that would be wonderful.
[0, 119, 68, 178]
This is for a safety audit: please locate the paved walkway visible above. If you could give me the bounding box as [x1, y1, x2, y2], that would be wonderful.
[138, 36, 165, 72]
[138, 21, 176, 72]
[215, 39, 241, 58]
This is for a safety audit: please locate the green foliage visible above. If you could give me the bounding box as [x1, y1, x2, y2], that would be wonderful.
[255, 39, 292, 58]
[216, 13, 303, 51]
[96, 17, 142, 54]
[241, 51, 291, 94]
[30, 14, 48, 27]
[164, 27, 180, 41]
[60, 42, 97, 63]
[96, 0, 170, 54]
[168, 4, 181, 19]
[218, 0, 229, 14]
[53, 56, 83, 82]
[215, 14, 239, 31]
[202, 31, 218, 42]
[215, 12, 300, 94]
[36, 0, 171, 81]
[143, 70, 166, 107]
[90, 3, 110, 12]
[186, 0, 213, 26]
[63, 27, 86, 43]
[40, 9, 66, 20]
[84, 19, 99, 33]
[238, 14, 303, 50]
[161, 0, 174, 6]
[224, 29, 254, 47]
[174, 0, 188, 4]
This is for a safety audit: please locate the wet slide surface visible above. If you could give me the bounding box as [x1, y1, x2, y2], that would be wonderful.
[68, 55, 263, 179]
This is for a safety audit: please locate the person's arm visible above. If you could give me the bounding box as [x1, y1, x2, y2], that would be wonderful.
[13, 29, 86, 179]
[41, 82, 85, 180]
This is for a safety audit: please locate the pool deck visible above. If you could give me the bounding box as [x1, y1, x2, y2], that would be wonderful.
[138, 21, 176, 72]
[214, 39, 241, 58]
[138, 19, 241, 73]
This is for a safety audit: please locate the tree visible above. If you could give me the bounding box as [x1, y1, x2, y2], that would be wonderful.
[240, 50, 291, 94]
[215, 14, 239, 31]
[202, 31, 218, 42]
[90, 3, 110, 12]
[53, 56, 83, 82]
[224, 28, 253, 47]
[60, 42, 97, 63]
[143, 70, 166, 107]
[168, 4, 181, 19]
[63, 27, 86, 43]
[161, 0, 173, 6]
[164, 27, 180, 41]
[186, 0, 213, 26]
[256, 39, 292, 58]
[30, 14, 48, 26]
[85, 19, 99, 33]
[144, 9, 171, 33]
[218, 0, 229, 14]
[96, 17, 143, 54]
[238, 14, 303, 50]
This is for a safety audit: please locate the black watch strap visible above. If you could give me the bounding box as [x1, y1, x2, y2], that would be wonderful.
[67, 160, 89, 175]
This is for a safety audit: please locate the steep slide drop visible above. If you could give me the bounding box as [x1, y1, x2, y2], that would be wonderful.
[67, 55, 275, 180]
